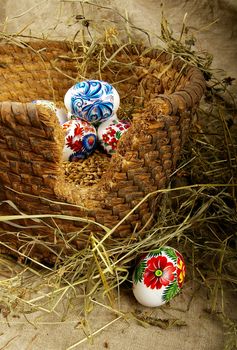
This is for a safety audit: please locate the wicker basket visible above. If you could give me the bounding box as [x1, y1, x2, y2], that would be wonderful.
[0, 40, 206, 261]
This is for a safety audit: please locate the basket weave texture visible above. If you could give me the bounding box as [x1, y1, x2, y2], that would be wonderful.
[0, 40, 206, 261]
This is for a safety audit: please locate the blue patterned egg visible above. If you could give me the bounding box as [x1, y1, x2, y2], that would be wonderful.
[32, 100, 67, 125]
[64, 80, 120, 125]
[62, 119, 97, 161]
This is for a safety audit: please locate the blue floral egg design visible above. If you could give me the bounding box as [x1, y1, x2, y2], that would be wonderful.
[64, 80, 120, 125]
[69, 133, 97, 161]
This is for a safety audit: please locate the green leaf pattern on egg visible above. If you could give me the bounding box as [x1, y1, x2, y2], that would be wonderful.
[133, 260, 147, 284]
[162, 247, 178, 262]
[162, 280, 180, 303]
[115, 130, 122, 139]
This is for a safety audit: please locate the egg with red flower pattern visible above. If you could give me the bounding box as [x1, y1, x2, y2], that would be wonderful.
[132, 246, 186, 307]
[97, 116, 131, 155]
[62, 119, 97, 161]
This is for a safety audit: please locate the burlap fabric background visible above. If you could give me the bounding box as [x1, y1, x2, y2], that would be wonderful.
[1, 287, 234, 350]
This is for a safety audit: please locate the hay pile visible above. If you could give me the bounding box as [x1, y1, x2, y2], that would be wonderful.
[0, 10, 236, 349]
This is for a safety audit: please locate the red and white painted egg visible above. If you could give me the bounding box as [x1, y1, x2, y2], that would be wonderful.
[61, 119, 97, 161]
[32, 100, 67, 125]
[132, 246, 186, 307]
[97, 116, 131, 155]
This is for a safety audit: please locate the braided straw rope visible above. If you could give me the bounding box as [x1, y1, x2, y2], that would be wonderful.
[0, 41, 206, 261]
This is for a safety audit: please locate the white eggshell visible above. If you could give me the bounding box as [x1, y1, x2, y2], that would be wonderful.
[97, 116, 131, 155]
[61, 119, 97, 161]
[132, 246, 186, 307]
[133, 281, 165, 307]
[64, 80, 120, 124]
[55, 107, 68, 125]
[32, 100, 67, 125]
[112, 87, 120, 115]
[64, 92, 72, 113]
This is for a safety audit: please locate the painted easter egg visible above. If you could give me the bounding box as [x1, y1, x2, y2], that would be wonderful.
[97, 116, 131, 155]
[132, 246, 186, 307]
[32, 100, 67, 125]
[64, 80, 120, 125]
[62, 119, 97, 161]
